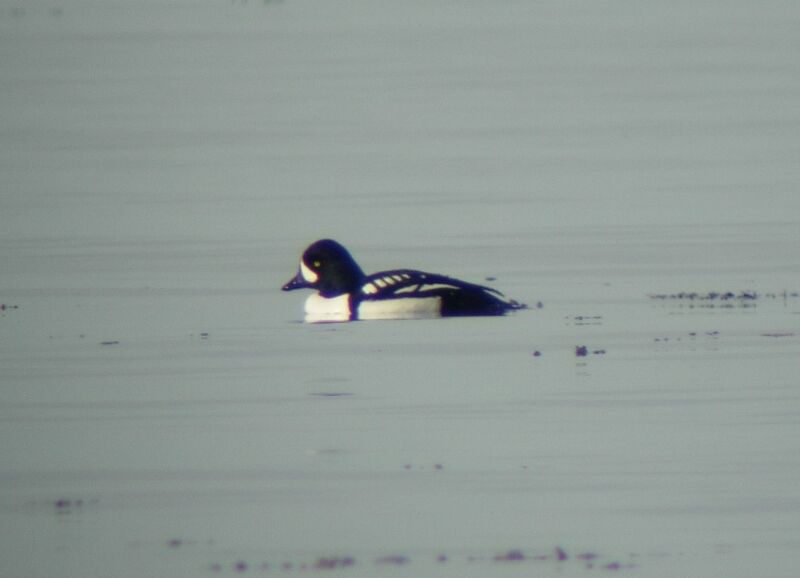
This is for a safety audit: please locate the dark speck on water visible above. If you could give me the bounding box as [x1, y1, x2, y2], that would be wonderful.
[53, 497, 90, 513]
[494, 549, 525, 562]
[314, 556, 355, 569]
[375, 555, 409, 565]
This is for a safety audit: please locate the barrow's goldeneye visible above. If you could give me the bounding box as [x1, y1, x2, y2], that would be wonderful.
[282, 239, 526, 322]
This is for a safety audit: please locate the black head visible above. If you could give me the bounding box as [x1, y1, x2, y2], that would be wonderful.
[282, 239, 366, 297]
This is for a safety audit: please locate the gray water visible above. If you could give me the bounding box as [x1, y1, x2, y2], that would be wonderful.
[2, 1, 800, 576]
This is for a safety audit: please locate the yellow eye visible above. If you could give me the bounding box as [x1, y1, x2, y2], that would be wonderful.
[313, 260, 321, 268]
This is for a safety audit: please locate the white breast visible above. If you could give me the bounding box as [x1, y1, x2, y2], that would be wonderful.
[304, 294, 351, 323]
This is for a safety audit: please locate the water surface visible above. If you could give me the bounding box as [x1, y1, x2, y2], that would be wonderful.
[2, 1, 800, 577]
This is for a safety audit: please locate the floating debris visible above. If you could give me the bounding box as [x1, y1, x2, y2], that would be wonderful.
[566, 314, 603, 326]
[649, 291, 759, 301]
[647, 290, 773, 310]
[375, 555, 409, 566]
[402, 463, 445, 471]
[576, 346, 607, 357]
[55, 498, 76, 511]
[494, 549, 525, 562]
[654, 331, 722, 345]
[51, 497, 98, 514]
[55, 498, 86, 510]
[648, 290, 800, 310]
[205, 547, 637, 574]
[314, 556, 355, 570]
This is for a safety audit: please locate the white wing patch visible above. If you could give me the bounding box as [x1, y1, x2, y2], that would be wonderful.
[360, 273, 412, 295]
[394, 283, 460, 295]
[362, 270, 467, 298]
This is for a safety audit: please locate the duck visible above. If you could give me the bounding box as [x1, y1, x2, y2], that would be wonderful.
[282, 239, 526, 322]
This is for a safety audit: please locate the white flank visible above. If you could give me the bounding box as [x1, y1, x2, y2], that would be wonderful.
[358, 297, 442, 320]
[300, 260, 318, 284]
[304, 294, 350, 323]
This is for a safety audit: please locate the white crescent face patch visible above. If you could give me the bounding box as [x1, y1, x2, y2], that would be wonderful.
[300, 260, 319, 284]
